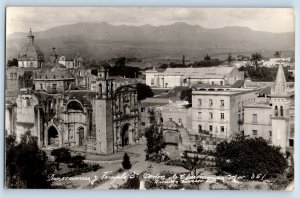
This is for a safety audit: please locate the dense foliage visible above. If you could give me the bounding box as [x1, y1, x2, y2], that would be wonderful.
[239, 66, 294, 82]
[7, 58, 18, 67]
[215, 135, 287, 179]
[108, 57, 141, 78]
[136, 83, 154, 101]
[50, 147, 71, 163]
[145, 124, 165, 155]
[180, 87, 192, 104]
[6, 132, 54, 188]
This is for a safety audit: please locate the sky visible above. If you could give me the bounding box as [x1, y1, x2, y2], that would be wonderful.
[6, 7, 295, 35]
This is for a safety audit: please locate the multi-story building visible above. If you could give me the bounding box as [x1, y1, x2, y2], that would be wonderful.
[191, 85, 260, 139]
[145, 66, 244, 88]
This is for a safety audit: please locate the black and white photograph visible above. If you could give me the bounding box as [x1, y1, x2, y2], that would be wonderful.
[4, 7, 295, 190]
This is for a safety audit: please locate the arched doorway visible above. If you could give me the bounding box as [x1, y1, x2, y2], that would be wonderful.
[48, 126, 59, 146]
[78, 127, 84, 146]
[121, 124, 130, 147]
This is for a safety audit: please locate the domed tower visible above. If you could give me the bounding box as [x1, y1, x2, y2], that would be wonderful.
[270, 64, 292, 152]
[18, 28, 44, 68]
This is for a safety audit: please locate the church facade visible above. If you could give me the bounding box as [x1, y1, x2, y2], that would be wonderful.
[5, 29, 141, 155]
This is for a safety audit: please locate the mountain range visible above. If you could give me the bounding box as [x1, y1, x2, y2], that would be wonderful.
[6, 22, 295, 62]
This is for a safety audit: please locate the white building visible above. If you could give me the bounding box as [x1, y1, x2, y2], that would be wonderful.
[145, 66, 244, 88]
[191, 85, 260, 139]
[244, 64, 295, 152]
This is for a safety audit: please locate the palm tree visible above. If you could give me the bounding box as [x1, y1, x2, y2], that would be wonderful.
[250, 52, 263, 70]
[204, 54, 211, 62]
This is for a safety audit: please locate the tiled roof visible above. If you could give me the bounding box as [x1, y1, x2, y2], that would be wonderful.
[232, 80, 245, 88]
[159, 66, 235, 78]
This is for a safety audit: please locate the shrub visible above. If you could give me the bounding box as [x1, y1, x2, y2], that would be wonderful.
[50, 148, 71, 163]
[122, 153, 132, 170]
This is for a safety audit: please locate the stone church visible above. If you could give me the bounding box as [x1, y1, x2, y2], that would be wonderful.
[5, 29, 140, 155]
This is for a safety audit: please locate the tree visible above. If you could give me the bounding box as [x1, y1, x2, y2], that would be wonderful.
[227, 53, 234, 64]
[274, 51, 282, 58]
[50, 147, 71, 164]
[181, 145, 207, 176]
[215, 134, 287, 179]
[122, 153, 132, 170]
[6, 132, 53, 188]
[145, 123, 165, 157]
[204, 54, 211, 62]
[250, 52, 263, 70]
[7, 58, 18, 67]
[136, 83, 154, 101]
[180, 87, 192, 104]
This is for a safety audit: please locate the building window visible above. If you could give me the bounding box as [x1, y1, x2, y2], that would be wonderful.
[53, 75, 56, 79]
[14, 73, 17, 78]
[209, 99, 213, 107]
[198, 112, 202, 120]
[209, 112, 213, 119]
[209, 125, 213, 131]
[165, 83, 168, 87]
[289, 139, 294, 147]
[252, 114, 257, 123]
[151, 78, 154, 85]
[141, 108, 145, 112]
[10, 73, 13, 79]
[220, 113, 224, 120]
[252, 130, 258, 136]
[280, 106, 284, 116]
[220, 126, 224, 132]
[25, 97, 30, 107]
[178, 118, 182, 124]
[275, 105, 278, 116]
[198, 125, 202, 133]
[52, 84, 57, 90]
[221, 100, 224, 107]
[198, 99, 202, 106]
[220, 81, 223, 86]
[30, 62, 33, 67]
[212, 81, 214, 85]
[141, 122, 145, 126]
[183, 79, 187, 83]
[269, 131, 272, 137]
[40, 84, 43, 90]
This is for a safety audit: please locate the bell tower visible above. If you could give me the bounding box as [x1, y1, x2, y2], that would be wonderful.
[94, 68, 115, 154]
[270, 64, 291, 152]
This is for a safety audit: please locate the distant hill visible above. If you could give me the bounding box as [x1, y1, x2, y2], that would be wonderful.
[6, 22, 295, 63]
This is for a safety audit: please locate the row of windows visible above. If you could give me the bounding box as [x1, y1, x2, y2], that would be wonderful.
[274, 106, 284, 117]
[9, 73, 18, 79]
[39, 84, 57, 90]
[252, 130, 272, 142]
[36, 75, 65, 79]
[198, 99, 225, 107]
[21, 62, 34, 67]
[198, 112, 225, 120]
[198, 124, 225, 133]
[168, 118, 182, 124]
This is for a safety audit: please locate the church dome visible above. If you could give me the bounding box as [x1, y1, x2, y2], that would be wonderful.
[18, 29, 44, 61]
